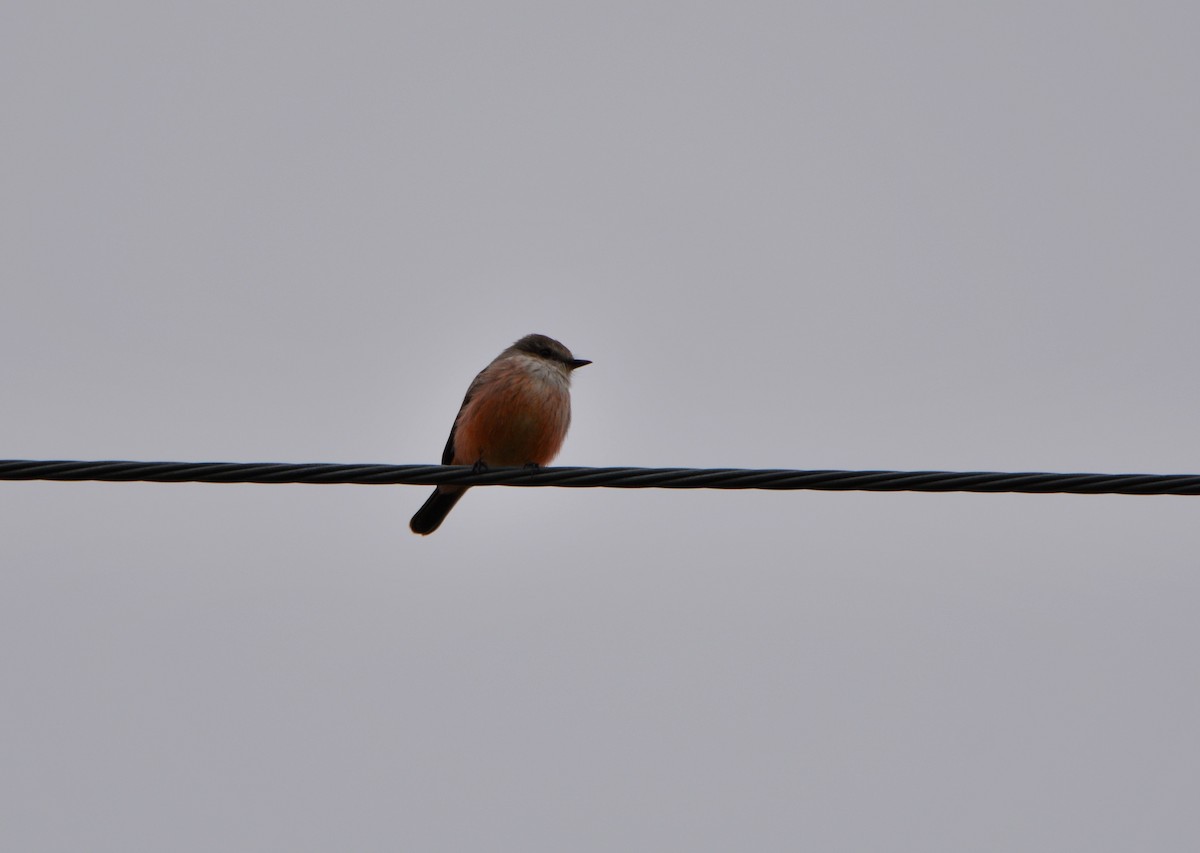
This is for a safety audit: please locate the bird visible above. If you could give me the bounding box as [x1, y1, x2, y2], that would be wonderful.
[410, 333, 591, 535]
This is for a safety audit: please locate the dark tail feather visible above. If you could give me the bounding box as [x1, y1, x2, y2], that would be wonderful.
[409, 487, 467, 535]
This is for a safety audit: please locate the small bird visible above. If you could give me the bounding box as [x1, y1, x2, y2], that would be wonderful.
[410, 333, 591, 535]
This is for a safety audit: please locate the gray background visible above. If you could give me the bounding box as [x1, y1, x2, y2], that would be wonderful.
[3, 2, 1199, 850]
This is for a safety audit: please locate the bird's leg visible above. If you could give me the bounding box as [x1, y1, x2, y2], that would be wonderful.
[471, 458, 489, 474]
[523, 462, 541, 469]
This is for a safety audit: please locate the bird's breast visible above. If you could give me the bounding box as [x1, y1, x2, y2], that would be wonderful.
[452, 357, 572, 467]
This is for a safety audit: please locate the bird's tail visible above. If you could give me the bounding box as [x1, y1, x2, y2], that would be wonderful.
[409, 486, 467, 535]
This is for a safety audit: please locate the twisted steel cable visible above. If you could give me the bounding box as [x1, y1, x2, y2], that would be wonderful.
[2, 459, 1199, 495]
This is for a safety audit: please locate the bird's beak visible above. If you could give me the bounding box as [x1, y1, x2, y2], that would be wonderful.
[569, 358, 592, 370]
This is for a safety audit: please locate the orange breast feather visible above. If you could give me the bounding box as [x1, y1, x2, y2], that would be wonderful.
[452, 369, 570, 467]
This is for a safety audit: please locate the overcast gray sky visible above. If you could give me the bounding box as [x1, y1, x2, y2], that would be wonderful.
[3, 2, 1199, 850]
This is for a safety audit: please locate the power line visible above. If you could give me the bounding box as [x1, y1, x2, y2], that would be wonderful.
[1, 459, 1199, 495]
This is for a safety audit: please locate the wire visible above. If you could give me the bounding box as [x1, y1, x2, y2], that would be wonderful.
[1, 459, 1199, 495]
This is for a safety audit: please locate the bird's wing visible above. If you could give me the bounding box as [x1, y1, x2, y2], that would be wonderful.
[441, 371, 485, 465]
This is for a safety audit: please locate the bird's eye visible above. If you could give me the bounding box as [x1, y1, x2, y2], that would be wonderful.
[538, 346, 554, 358]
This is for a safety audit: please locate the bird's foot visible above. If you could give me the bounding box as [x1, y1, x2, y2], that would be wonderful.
[471, 459, 490, 474]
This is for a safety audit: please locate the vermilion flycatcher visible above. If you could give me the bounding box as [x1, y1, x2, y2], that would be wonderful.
[409, 333, 591, 535]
